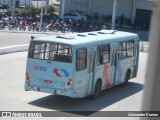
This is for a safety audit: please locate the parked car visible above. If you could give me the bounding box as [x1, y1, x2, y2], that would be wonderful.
[63, 12, 87, 21]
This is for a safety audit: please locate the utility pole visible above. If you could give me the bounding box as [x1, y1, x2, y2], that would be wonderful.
[132, 0, 136, 25]
[40, 0, 45, 31]
[37, 0, 38, 8]
[3, 0, 5, 12]
[12, 0, 16, 17]
[111, 0, 117, 30]
[60, 0, 65, 20]
[45, 0, 49, 14]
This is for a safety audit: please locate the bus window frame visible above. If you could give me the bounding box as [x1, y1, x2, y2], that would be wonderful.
[98, 44, 110, 65]
[76, 48, 87, 71]
[127, 40, 134, 57]
[118, 40, 135, 60]
[28, 41, 73, 63]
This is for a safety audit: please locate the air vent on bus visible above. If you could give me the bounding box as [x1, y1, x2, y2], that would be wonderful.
[88, 32, 97, 36]
[56, 35, 75, 39]
[98, 30, 117, 34]
[77, 34, 87, 37]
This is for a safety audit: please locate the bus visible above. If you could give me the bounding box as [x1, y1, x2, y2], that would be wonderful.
[25, 30, 139, 99]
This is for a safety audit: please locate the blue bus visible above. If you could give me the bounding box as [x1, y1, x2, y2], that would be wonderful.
[25, 30, 139, 99]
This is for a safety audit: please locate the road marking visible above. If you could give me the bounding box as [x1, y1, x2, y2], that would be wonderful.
[0, 44, 29, 49]
[60, 117, 66, 120]
[0, 44, 29, 55]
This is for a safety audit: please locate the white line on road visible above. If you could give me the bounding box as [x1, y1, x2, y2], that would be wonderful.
[0, 44, 29, 55]
[60, 117, 66, 120]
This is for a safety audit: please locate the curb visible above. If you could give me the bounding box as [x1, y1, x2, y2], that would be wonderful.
[0, 30, 53, 35]
[0, 44, 29, 55]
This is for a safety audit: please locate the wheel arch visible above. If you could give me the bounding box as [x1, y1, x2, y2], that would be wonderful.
[94, 78, 102, 91]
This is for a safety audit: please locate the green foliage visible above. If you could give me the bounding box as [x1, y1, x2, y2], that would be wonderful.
[5, 5, 41, 17]
[48, 4, 55, 14]
[34, 7, 41, 16]
[4, 4, 56, 18]
[102, 15, 112, 22]
[23, 5, 41, 17]
[6, 8, 12, 16]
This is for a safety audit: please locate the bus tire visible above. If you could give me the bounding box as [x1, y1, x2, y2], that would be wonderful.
[92, 80, 101, 99]
[119, 70, 131, 87]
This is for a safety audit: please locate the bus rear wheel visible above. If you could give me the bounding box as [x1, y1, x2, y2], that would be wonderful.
[92, 80, 101, 99]
[119, 70, 130, 87]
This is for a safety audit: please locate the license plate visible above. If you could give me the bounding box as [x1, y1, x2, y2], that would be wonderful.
[44, 80, 52, 84]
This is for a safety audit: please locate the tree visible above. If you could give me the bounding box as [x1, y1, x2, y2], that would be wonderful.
[48, 4, 55, 14]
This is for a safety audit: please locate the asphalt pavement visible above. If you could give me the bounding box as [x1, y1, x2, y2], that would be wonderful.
[0, 30, 64, 55]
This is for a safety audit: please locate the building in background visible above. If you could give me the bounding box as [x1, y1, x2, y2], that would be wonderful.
[60, 0, 153, 29]
[0, 0, 32, 8]
[31, 0, 60, 8]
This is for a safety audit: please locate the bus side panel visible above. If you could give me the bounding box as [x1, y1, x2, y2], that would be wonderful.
[94, 43, 113, 91]
[94, 63, 112, 91]
[116, 57, 134, 84]
[74, 70, 88, 98]
[116, 41, 138, 84]
[93, 43, 117, 91]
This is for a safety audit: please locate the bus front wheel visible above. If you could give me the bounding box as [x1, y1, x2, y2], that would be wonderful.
[92, 80, 101, 99]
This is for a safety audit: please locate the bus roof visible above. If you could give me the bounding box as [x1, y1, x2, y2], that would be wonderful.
[32, 30, 139, 47]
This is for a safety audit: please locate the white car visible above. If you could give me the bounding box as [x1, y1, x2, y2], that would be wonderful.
[63, 12, 87, 21]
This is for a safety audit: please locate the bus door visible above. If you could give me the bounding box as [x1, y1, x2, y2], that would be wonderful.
[86, 52, 95, 95]
[110, 48, 117, 85]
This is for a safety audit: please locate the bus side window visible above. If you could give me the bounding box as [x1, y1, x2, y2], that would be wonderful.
[127, 41, 134, 57]
[76, 48, 87, 71]
[118, 42, 127, 60]
[31, 43, 46, 59]
[99, 44, 110, 64]
[111, 49, 117, 66]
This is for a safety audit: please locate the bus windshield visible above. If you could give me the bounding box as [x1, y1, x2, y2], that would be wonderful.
[28, 42, 72, 63]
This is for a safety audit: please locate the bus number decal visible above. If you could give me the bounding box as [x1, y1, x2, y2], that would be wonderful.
[34, 65, 47, 72]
